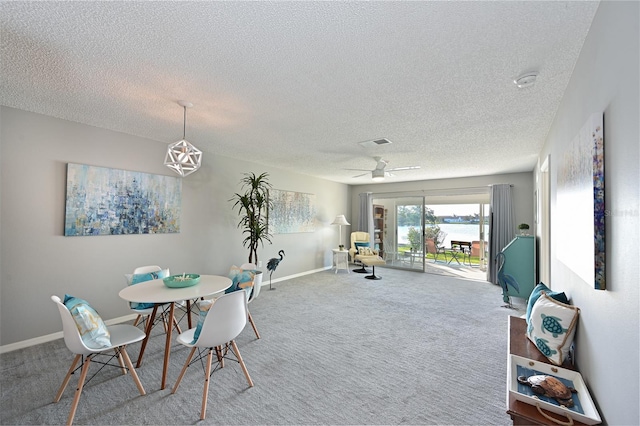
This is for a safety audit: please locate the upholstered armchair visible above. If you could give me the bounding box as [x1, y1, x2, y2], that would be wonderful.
[349, 231, 379, 263]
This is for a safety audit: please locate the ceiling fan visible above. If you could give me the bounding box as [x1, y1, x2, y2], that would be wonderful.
[347, 156, 420, 181]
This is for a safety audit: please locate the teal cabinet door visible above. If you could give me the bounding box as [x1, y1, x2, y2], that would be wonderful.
[500, 236, 535, 300]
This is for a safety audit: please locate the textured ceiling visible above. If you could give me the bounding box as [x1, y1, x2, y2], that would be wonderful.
[1, 1, 599, 184]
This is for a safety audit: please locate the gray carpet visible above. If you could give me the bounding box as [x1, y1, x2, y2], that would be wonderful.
[1, 267, 526, 425]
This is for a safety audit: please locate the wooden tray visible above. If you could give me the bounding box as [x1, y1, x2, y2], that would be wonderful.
[508, 354, 601, 425]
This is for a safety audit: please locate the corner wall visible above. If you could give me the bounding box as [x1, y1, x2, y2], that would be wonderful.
[536, 2, 639, 424]
[0, 107, 349, 347]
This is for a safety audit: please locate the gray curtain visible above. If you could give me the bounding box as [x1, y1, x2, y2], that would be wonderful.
[489, 184, 515, 284]
[358, 192, 375, 245]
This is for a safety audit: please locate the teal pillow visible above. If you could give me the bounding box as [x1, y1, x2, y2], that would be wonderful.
[226, 265, 255, 299]
[63, 294, 111, 349]
[354, 242, 370, 250]
[526, 283, 569, 325]
[191, 299, 214, 344]
[129, 268, 170, 309]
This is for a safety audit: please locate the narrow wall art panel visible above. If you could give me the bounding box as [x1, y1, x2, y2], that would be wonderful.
[269, 189, 316, 234]
[556, 113, 605, 289]
[64, 163, 182, 236]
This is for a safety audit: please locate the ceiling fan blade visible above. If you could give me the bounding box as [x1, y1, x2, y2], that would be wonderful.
[386, 166, 421, 172]
[344, 168, 373, 172]
[352, 172, 370, 178]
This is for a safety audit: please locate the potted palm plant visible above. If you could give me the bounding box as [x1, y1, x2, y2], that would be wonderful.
[230, 172, 274, 265]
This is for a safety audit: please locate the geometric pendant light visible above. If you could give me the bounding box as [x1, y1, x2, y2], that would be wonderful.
[164, 100, 203, 177]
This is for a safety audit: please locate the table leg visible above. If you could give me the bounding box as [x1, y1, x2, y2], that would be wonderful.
[136, 304, 159, 368]
[161, 302, 175, 390]
[186, 300, 193, 329]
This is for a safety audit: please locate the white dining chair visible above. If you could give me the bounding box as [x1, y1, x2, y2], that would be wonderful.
[125, 265, 182, 334]
[240, 262, 262, 339]
[51, 295, 146, 426]
[171, 290, 253, 420]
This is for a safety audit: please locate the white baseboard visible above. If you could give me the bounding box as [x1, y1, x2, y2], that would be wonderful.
[0, 268, 332, 354]
[0, 314, 137, 354]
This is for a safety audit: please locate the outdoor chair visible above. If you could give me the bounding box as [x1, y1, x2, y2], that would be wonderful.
[426, 238, 448, 263]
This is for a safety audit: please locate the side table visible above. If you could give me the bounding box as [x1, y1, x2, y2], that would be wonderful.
[332, 248, 350, 274]
[506, 316, 587, 425]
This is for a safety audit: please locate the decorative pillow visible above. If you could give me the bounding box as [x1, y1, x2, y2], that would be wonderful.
[354, 242, 370, 251]
[358, 247, 374, 256]
[63, 294, 111, 349]
[527, 292, 580, 366]
[126, 268, 170, 310]
[226, 265, 255, 299]
[526, 282, 569, 325]
[191, 299, 214, 344]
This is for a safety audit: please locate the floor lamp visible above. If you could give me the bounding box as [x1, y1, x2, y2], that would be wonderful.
[331, 215, 350, 249]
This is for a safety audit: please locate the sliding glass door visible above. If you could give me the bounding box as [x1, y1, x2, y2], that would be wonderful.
[372, 195, 425, 271]
[371, 190, 490, 279]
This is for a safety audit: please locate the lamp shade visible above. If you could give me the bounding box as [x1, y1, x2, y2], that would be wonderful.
[331, 215, 350, 226]
[165, 101, 202, 177]
[164, 139, 202, 177]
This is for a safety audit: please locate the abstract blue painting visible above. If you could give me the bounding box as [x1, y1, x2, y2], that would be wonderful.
[64, 163, 182, 236]
[269, 189, 316, 234]
[556, 113, 605, 289]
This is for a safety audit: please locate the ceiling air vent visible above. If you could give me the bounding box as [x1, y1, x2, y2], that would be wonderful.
[358, 138, 393, 148]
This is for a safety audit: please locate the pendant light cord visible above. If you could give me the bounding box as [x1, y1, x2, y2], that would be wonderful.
[183, 106, 187, 139]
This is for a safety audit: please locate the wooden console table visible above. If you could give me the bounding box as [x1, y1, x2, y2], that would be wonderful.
[507, 316, 588, 426]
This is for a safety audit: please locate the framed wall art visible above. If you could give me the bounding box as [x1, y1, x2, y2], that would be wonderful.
[64, 163, 182, 236]
[269, 189, 316, 234]
[556, 113, 605, 290]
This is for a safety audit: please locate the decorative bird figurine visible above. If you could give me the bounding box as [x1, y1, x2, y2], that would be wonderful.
[266, 250, 285, 291]
[496, 252, 520, 308]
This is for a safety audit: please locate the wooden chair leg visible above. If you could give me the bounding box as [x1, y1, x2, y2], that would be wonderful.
[230, 340, 253, 387]
[201, 349, 214, 420]
[120, 347, 145, 395]
[216, 345, 224, 368]
[248, 311, 261, 339]
[172, 316, 182, 334]
[54, 354, 81, 403]
[115, 348, 127, 374]
[133, 314, 143, 327]
[161, 312, 169, 333]
[171, 347, 197, 394]
[67, 356, 92, 425]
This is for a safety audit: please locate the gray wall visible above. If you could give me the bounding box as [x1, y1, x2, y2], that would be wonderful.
[535, 2, 639, 424]
[0, 106, 349, 347]
[349, 172, 534, 232]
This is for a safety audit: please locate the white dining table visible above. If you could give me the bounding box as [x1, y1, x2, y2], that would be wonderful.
[118, 274, 232, 389]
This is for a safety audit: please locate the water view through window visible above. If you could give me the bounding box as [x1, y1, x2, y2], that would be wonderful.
[397, 204, 489, 248]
